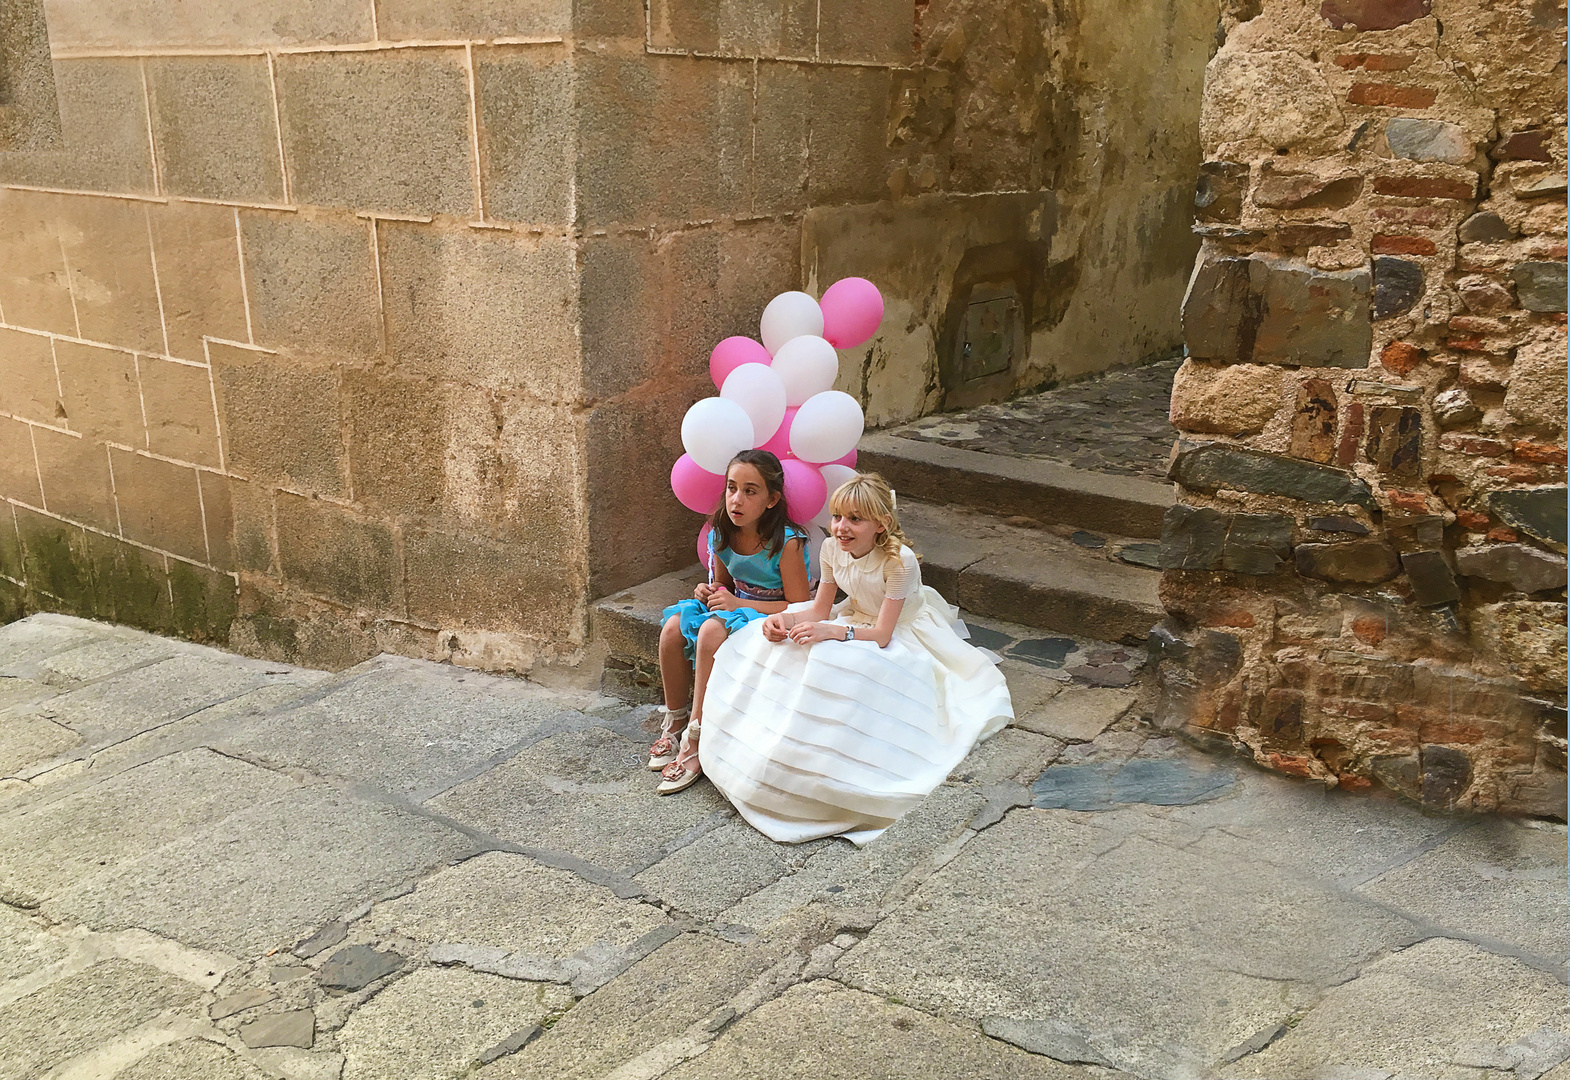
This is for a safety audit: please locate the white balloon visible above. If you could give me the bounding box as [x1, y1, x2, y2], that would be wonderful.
[771, 335, 839, 407]
[790, 391, 864, 464]
[818, 463, 859, 505]
[681, 397, 755, 474]
[760, 291, 825, 355]
[808, 505, 834, 540]
[720, 363, 787, 447]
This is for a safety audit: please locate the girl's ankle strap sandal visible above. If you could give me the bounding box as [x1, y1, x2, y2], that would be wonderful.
[656, 723, 702, 795]
[647, 709, 689, 771]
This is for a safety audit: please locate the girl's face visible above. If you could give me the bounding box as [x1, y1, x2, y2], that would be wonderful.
[831, 505, 883, 557]
[724, 463, 778, 530]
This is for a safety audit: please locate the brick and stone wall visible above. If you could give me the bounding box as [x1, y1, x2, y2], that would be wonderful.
[0, 0, 1221, 674]
[1157, 0, 1568, 816]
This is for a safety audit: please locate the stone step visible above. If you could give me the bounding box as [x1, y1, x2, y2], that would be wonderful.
[856, 432, 1175, 539]
[590, 500, 1164, 700]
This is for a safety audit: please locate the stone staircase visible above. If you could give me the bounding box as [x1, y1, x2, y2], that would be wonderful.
[593, 366, 1179, 701]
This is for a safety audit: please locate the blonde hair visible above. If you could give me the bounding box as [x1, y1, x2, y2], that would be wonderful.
[828, 472, 916, 563]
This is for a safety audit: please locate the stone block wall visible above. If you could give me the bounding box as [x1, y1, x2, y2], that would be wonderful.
[1, 0, 1225, 674]
[1157, 0, 1568, 817]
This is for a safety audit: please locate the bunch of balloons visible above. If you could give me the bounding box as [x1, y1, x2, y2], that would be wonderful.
[671, 277, 885, 562]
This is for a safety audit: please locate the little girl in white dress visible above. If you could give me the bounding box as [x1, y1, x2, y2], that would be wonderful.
[698, 473, 1014, 845]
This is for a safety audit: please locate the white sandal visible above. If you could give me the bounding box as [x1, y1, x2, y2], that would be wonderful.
[647, 707, 690, 771]
[656, 722, 702, 794]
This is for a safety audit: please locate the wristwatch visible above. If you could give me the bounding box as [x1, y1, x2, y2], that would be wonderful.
[845, 626, 855, 641]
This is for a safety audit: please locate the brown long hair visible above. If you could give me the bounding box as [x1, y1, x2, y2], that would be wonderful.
[711, 449, 801, 558]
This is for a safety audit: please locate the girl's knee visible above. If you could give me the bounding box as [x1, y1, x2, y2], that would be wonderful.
[660, 615, 683, 641]
[696, 620, 728, 653]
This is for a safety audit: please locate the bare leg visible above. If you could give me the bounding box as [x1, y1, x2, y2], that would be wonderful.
[658, 615, 692, 713]
[689, 618, 730, 729]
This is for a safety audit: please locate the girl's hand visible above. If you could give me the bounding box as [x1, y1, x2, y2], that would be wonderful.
[706, 586, 740, 611]
[786, 621, 843, 645]
[761, 614, 789, 642]
[693, 582, 714, 603]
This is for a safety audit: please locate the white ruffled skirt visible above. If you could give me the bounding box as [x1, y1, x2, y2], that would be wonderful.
[698, 587, 1014, 845]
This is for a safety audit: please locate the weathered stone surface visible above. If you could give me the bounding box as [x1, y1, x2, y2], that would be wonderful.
[1295, 541, 1400, 583]
[147, 201, 249, 362]
[317, 945, 404, 991]
[274, 493, 401, 613]
[1159, 504, 1227, 570]
[1319, 0, 1431, 29]
[1372, 257, 1425, 321]
[211, 987, 278, 1020]
[1510, 262, 1568, 313]
[1433, 387, 1482, 429]
[1457, 211, 1516, 243]
[1494, 129, 1553, 162]
[1223, 513, 1294, 575]
[240, 212, 381, 358]
[30, 427, 117, 533]
[635, 822, 793, 919]
[1489, 487, 1568, 547]
[147, 56, 286, 203]
[1253, 170, 1362, 209]
[46, 786, 473, 955]
[377, 0, 570, 39]
[1201, 51, 1344, 152]
[0, 59, 156, 194]
[0, 903, 69, 984]
[473, 45, 572, 226]
[275, 50, 474, 216]
[1169, 361, 1281, 436]
[836, 811, 1414, 1079]
[109, 448, 208, 563]
[1195, 161, 1249, 223]
[1478, 601, 1568, 692]
[1400, 550, 1460, 607]
[0, 327, 62, 427]
[138, 356, 223, 467]
[1365, 406, 1422, 478]
[1289, 378, 1337, 463]
[1456, 543, 1567, 593]
[210, 343, 345, 497]
[1513, 173, 1569, 198]
[1012, 688, 1135, 743]
[1504, 329, 1569, 433]
[1384, 118, 1472, 164]
[42, 0, 373, 50]
[1308, 514, 1369, 535]
[53, 339, 144, 445]
[119, 1038, 272, 1079]
[1183, 254, 1372, 368]
[340, 966, 568, 1080]
[1169, 442, 1376, 507]
[1227, 938, 1567, 1079]
[240, 1009, 316, 1049]
[0, 959, 204, 1075]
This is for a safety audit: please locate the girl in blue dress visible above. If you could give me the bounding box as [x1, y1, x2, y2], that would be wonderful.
[653, 449, 812, 794]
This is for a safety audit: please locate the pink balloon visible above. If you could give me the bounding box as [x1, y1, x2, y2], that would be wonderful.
[781, 458, 828, 523]
[830, 448, 857, 468]
[697, 523, 714, 571]
[671, 454, 725, 514]
[819, 278, 884, 350]
[758, 405, 798, 458]
[710, 336, 771, 390]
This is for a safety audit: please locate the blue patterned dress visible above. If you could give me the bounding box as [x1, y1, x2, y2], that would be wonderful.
[662, 526, 812, 661]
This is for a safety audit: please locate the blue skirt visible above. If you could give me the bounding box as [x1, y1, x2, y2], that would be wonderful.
[661, 598, 767, 662]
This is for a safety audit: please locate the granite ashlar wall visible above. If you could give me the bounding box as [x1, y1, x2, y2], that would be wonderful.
[1156, 0, 1568, 817]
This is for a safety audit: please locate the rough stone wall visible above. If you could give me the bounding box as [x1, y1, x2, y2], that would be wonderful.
[0, 0, 1225, 673]
[1157, 0, 1568, 817]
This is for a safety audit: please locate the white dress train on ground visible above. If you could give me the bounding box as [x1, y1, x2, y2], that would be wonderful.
[699, 538, 1014, 845]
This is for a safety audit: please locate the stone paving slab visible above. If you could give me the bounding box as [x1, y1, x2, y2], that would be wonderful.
[1223, 938, 1570, 1079]
[835, 809, 1421, 1079]
[1356, 817, 1570, 962]
[117, 1038, 272, 1080]
[0, 904, 67, 985]
[23, 634, 177, 686]
[665, 980, 1116, 1080]
[634, 822, 797, 920]
[0, 957, 204, 1080]
[429, 724, 734, 877]
[218, 655, 592, 799]
[46, 785, 476, 956]
[0, 748, 299, 908]
[0, 711, 81, 779]
[0, 615, 112, 673]
[338, 965, 571, 1080]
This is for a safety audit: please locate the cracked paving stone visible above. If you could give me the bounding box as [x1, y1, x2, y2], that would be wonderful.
[118, 1038, 273, 1079]
[1065, 663, 1135, 688]
[0, 904, 69, 983]
[0, 675, 57, 714]
[634, 822, 794, 919]
[1032, 747, 1239, 812]
[219, 655, 589, 799]
[369, 851, 668, 960]
[1222, 938, 1570, 1079]
[0, 617, 111, 675]
[951, 729, 1063, 786]
[835, 811, 1417, 1079]
[0, 712, 82, 781]
[0, 957, 204, 1077]
[665, 980, 1110, 1079]
[210, 987, 277, 1020]
[0, 748, 299, 907]
[27, 636, 176, 686]
[1013, 687, 1136, 744]
[427, 725, 732, 874]
[45, 785, 473, 957]
[338, 966, 569, 1080]
[1356, 818, 1570, 960]
[1009, 638, 1077, 668]
[240, 1008, 316, 1049]
[317, 945, 405, 991]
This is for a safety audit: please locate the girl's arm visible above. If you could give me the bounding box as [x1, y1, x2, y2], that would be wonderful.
[859, 594, 906, 649]
[710, 537, 809, 615]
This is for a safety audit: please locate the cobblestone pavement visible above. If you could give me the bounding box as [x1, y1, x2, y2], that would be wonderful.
[2, 613, 1566, 1080]
[888, 359, 1181, 481]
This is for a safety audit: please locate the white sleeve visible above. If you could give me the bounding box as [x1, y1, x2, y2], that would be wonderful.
[883, 547, 919, 601]
[819, 538, 837, 587]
